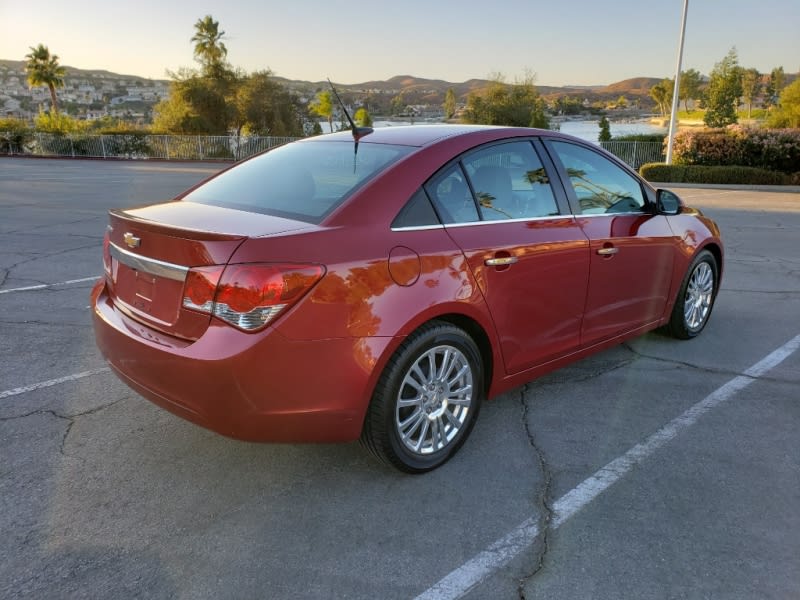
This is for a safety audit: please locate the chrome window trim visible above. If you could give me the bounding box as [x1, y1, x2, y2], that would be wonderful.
[390, 224, 446, 232]
[441, 214, 576, 229]
[575, 211, 647, 218]
[109, 242, 189, 282]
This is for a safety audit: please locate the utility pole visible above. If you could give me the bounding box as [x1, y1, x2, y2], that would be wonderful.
[666, 0, 689, 164]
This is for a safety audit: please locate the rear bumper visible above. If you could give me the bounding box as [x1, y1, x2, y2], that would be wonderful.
[91, 280, 393, 443]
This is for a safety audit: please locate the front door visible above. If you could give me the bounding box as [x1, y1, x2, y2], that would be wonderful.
[545, 140, 677, 346]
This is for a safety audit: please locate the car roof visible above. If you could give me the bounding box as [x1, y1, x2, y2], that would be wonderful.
[306, 124, 556, 148]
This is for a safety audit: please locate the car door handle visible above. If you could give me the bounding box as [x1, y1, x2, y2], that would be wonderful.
[596, 247, 619, 256]
[485, 256, 518, 266]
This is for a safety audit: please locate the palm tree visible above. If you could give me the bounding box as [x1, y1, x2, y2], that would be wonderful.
[25, 44, 66, 114]
[191, 15, 227, 75]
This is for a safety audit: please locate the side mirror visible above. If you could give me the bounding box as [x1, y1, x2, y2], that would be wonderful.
[656, 189, 682, 215]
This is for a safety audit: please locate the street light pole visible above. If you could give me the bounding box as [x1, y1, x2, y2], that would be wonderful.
[666, 0, 689, 164]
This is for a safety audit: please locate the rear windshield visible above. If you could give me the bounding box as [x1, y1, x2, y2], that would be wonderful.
[183, 140, 413, 223]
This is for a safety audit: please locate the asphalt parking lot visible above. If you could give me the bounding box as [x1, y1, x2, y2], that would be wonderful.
[1, 158, 798, 600]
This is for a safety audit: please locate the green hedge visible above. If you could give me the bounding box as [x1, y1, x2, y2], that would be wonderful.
[640, 163, 795, 185]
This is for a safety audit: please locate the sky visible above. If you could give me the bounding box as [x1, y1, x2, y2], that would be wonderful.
[1, 0, 798, 86]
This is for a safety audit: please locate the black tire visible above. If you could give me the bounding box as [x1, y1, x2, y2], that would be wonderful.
[665, 249, 719, 339]
[360, 321, 484, 473]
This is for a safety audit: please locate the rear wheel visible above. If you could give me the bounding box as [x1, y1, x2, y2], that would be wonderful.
[666, 249, 719, 339]
[361, 321, 483, 473]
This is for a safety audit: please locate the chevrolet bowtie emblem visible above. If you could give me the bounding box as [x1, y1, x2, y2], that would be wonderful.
[123, 232, 141, 249]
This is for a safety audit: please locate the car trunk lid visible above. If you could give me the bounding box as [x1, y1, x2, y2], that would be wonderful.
[105, 201, 311, 340]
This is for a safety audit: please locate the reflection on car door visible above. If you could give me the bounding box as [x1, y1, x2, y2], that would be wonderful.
[546, 140, 677, 345]
[427, 140, 591, 375]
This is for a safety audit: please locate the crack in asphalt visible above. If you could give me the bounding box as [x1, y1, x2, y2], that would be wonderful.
[621, 343, 794, 384]
[0, 400, 122, 456]
[516, 384, 554, 600]
[0, 319, 89, 328]
[531, 356, 638, 387]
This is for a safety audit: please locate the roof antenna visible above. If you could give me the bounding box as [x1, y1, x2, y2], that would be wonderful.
[327, 78, 373, 171]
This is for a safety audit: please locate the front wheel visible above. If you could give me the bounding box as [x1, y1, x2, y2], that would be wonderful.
[666, 249, 719, 339]
[361, 321, 484, 473]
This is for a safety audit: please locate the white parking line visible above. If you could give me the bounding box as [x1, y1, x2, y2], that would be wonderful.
[415, 333, 800, 600]
[0, 368, 110, 400]
[0, 276, 99, 295]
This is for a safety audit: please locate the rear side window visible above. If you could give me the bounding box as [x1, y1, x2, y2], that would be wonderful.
[462, 141, 559, 221]
[184, 141, 413, 223]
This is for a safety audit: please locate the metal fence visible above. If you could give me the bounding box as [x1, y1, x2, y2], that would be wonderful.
[599, 141, 665, 169]
[1, 131, 665, 170]
[1, 132, 298, 161]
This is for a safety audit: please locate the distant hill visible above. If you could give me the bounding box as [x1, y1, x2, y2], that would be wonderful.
[2, 58, 668, 113]
[0, 59, 169, 84]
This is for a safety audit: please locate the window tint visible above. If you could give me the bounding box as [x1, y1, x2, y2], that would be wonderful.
[550, 141, 645, 215]
[392, 188, 440, 228]
[184, 141, 413, 223]
[462, 141, 559, 221]
[425, 163, 480, 224]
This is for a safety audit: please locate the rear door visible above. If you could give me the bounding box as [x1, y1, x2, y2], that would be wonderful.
[427, 140, 591, 375]
[544, 140, 677, 346]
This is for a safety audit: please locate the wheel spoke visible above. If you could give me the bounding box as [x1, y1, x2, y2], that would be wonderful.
[447, 387, 472, 402]
[444, 407, 463, 429]
[447, 364, 470, 387]
[432, 416, 447, 450]
[400, 371, 425, 396]
[414, 420, 430, 453]
[399, 409, 425, 438]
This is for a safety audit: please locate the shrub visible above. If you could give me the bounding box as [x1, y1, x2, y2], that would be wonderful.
[671, 126, 800, 173]
[0, 118, 33, 153]
[612, 133, 665, 143]
[640, 163, 789, 185]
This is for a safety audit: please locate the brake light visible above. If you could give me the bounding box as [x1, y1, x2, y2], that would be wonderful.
[182, 263, 324, 332]
[182, 266, 224, 313]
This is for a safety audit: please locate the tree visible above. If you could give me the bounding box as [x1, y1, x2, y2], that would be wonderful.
[679, 69, 702, 111]
[462, 73, 549, 128]
[354, 107, 373, 127]
[740, 68, 761, 119]
[443, 88, 457, 120]
[152, 69, 230, 134]
[703, 48, 743, 127]
[598, 115, 611, 142]
[766, 78, 800, 128]
[649, 78, 673, 117]
[309, 90, 334, 132]
[191, 15, 228, 78]
[24, 44, 66, 114]
[764, 66, 786, 107]
[233, 71, 303, 136]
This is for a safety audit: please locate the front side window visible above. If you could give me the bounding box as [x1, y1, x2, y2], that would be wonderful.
[184, 141, 413, 223]
[549, 141, 645, 215]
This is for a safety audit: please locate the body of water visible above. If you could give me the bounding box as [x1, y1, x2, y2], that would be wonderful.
[556, 119, 666, 142]
[320, 119, 666, 142]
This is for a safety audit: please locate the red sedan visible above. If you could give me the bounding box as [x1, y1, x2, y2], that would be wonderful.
[92, 125, 723, 472]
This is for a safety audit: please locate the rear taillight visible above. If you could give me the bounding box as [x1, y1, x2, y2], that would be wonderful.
[182, 263, 324, 332]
